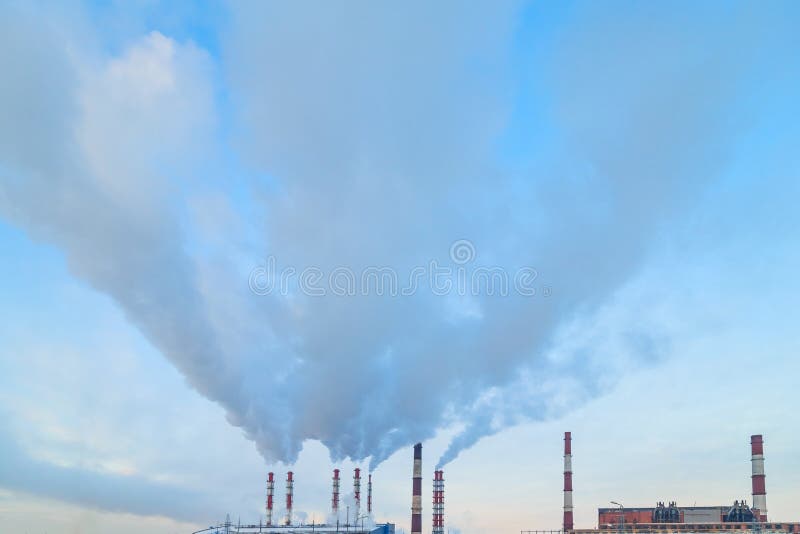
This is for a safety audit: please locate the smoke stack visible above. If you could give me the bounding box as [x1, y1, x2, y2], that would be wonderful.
[411, 443, 422, 534]
[440, 470, 446, 534]
[354, 468, 362, 519]
[285, 471, 294, 526]
[368, 473, 373, 515]
[564, 432, 574, 532]
[433, 470, 445, 534]
[432, 471, 438, 534]
[751, 435, 767, 520]
[266, 472, 274, 526]
[332, 468, 340, 518]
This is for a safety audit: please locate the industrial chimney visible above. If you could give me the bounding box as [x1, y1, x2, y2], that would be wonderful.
[433, 470, 445, 534]
[411, 443, 422, 534]
[432, 471, 439, 534]
[751, 435, 767, 520]
[354, 468, 362, 520]
[440, 470, 446, 534]
[266, 472, 274, 527]
[564, 432, 574, 533]
[285, 471, 294, 526]
[332, 468, 340, 519]
[368, 473, 373, 515]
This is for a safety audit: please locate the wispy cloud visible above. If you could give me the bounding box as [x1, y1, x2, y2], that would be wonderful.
[0, 418, 217, 521]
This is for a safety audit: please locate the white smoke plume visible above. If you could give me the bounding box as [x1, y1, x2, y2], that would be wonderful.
[1, 0, 792, 486]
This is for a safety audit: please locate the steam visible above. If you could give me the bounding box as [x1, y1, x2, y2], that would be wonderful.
[0, 0, 785, 485]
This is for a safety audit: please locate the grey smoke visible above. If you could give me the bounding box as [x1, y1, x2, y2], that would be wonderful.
[0, 1, 791, 502]
[224, 1, 776, 470]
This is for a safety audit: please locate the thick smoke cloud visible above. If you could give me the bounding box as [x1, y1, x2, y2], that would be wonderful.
[223, 2, 774, 469]
[0, 0, 790, 488]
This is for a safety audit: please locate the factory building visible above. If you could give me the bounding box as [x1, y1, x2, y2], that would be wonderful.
[596, 503, 787, 528]
[202, 431, 799, 534]
[555, 433, 800, 534]
[197, 466, 394, 534]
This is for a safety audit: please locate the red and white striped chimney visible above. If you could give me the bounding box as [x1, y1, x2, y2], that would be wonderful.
[332, 468, 340, 518]
[367, 473, 373, 515]
[432, 471, 438, 534]
[440, 470, 445, 534]
[432, 470, 444, 534]
[751, 434, 767, 520]
[564, 432, 574, 532]
[354, 468, 362, 519]
[266, 472, 274, 526]
[285, 471, 294, 526]
[411, 443, 422, 534]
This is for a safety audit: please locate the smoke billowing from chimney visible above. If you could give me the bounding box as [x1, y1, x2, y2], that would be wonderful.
[0, 2, 779, 481]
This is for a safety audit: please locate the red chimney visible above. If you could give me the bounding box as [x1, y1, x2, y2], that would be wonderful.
[332, 468, 340, 518]
[564, 432, 574, 532]
[266, 472, 274, 526]
[751, 435, 767, 520]
[433, 469, 445, 534]
[411, 443, 422, 534]
[285, 471, 294, 526]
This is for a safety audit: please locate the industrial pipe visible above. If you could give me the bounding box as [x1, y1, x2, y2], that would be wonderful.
[751, 435, 767, 520]
[285, 471, 293, 526]
[332, 468, 340, 518]
[564, 432, 574, 532]
[411, 443, 422, 534]
[368, 473, 373, 515]
[266, 472, 274, 527]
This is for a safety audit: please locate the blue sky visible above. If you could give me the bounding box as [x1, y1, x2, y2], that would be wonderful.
[1, 2, 799, 533]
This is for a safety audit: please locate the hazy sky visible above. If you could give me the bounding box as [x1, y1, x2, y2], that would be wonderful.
[1, 1, 799, 533]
